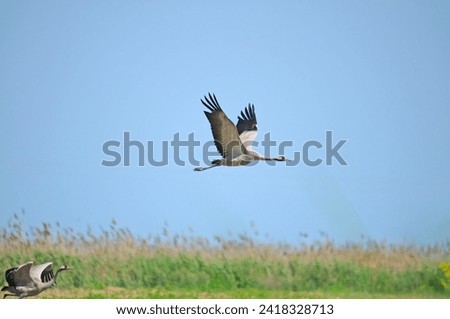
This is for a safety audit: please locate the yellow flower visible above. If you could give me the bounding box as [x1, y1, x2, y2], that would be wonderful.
[438, 263, 450, 289]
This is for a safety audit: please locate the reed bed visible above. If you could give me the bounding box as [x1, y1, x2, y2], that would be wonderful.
[1, 213, 449, 298]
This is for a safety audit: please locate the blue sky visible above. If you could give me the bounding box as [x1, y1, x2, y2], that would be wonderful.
[1, 1, 449, 245]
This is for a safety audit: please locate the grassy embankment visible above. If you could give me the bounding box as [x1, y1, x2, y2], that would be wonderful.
[1, 214, 449, 298]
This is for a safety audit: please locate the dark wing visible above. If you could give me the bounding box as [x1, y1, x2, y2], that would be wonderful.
[5, 262, 34, 287]
[201, 93, 246, 158]
[236, 103, 257, 135]
[4, 267, 18, 286]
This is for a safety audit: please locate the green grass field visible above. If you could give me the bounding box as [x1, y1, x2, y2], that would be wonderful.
[1, 214, 449, 298]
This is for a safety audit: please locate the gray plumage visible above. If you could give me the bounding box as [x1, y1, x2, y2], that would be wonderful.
[194, 93, 290, 171]
[2, 261, 71, 299]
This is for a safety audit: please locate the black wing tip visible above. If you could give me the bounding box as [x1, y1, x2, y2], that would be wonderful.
[5, 266, 17, 275]
[238, 103, 257, 122]
[201, 92, 222, 113]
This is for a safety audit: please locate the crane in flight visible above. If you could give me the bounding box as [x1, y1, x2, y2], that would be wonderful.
[194, 93, 290, 171]
[2, 261, 71, 299]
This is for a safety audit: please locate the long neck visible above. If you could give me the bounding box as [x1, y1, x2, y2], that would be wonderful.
[257, 155, 282, 161]
[260, 157, 275, 161]
[245, 150, 284, 161]
[54, 268, 66, 283]
[246, 150, 269, 161]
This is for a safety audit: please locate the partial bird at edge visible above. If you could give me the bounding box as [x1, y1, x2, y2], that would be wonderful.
[2, 261, 71, 299]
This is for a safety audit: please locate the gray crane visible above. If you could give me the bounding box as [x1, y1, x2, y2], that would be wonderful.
[2, 261, 71, 298]
[194, 93, 290, 171]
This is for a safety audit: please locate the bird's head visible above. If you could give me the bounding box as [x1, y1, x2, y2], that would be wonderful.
[59, 265, 72, 271]
[54, 265, 71, 285]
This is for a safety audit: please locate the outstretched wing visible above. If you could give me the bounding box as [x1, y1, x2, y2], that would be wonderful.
[201, 93, 246, 159]
[236, 103, 257, 135]
[30, 262, 53, 284]
[236, 104, 258, 151]
[5, 262, 34, 287]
